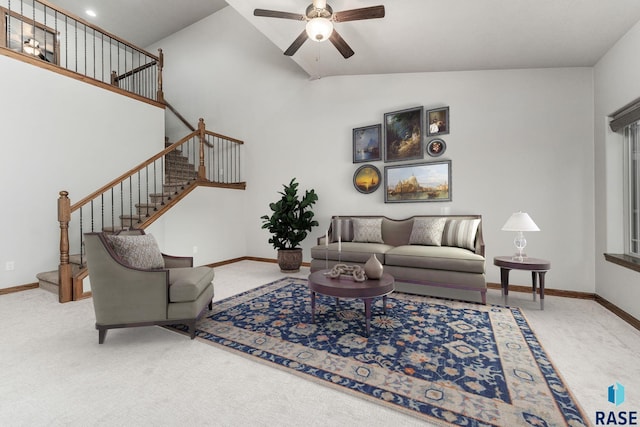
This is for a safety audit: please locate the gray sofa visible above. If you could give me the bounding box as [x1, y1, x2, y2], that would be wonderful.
[310, 215, 486, 303]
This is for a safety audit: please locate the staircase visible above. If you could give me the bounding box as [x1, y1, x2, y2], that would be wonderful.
[120, 145, 197, 228]
[37, 144, 199, 295]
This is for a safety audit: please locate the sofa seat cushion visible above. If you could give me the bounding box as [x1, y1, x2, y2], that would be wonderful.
[169, 266, 215, 303]
[310, 242, 394, 264]
[385, 245, 485, 274]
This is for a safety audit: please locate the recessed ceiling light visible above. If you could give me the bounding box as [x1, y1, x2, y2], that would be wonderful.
[86, 10, 97, 17]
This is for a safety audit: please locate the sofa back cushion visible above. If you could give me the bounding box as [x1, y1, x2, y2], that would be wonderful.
[330, 217, 354, 242]
[328, 215, 483, 253]
[382, 218, 414, 247]
[409, 217, 447, 246]
[442, 218, 481, 251]
[352, 218, 384, 243]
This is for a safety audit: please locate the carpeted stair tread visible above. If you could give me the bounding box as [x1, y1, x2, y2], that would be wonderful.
[102, 225, 130, 233]
[36, 270, 59, 294]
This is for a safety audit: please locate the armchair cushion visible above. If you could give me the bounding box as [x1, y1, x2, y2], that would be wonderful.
[107, 234, 165, 269]
[169, 266, 215, 302]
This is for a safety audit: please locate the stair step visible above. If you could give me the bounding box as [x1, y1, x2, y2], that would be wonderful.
[148, 193, 173, 204]
[102, 225, 130, 233]
[69, 254, 86, 269]
[165, 153, 186, 162]
[166, 174, 196, 182]
[135, 202, 162, 215]
[163, 182, 188, 193]
[120, 214, 146, 228]
[166, 156, 189, 165]
[166, 166, 195, 173]
[36, 270, 58, 294]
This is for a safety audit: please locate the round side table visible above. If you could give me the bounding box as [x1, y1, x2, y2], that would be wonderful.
[493, 256, 551, 310]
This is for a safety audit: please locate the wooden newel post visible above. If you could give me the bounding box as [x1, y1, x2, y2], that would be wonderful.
[58, 191, 73, 303]
[198, 118, 206, 181]
[157, 48, 164, 103]
[110, 71, 118, 87]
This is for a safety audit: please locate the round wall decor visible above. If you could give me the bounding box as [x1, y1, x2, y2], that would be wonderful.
[353, 164, 381, 194]
[426, 138, 446, 157]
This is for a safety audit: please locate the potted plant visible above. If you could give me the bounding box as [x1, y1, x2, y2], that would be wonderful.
[261, 178, 319, 272]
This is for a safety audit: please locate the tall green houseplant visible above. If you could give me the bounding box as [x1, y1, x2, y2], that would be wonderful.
[261, 178, 319, 272]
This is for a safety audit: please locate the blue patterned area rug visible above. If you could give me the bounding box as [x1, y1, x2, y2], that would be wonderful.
[172, 277, 589, 426]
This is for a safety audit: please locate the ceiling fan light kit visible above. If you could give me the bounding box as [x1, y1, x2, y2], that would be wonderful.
[306, 17, 333, 42]
[254, 2, 385, 58]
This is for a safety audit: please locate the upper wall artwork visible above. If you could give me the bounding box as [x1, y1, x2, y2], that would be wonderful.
[351, 104, 452, 202]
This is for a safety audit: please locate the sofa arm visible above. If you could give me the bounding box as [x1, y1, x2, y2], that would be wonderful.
[163, 254, 194, 268]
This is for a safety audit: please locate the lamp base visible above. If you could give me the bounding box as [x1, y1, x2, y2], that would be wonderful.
[512, 252, 527, 262]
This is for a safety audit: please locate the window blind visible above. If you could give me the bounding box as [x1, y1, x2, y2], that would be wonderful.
[610, 96, 640, 132]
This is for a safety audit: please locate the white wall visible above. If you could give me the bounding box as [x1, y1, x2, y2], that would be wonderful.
[594, 19, 640, 319]
[146, 186, 247, 267]
[152, 7, 595, 293]
[0, 54, 164, 289]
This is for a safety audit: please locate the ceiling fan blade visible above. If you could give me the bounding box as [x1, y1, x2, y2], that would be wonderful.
[284, 30, 308, 56]
[329, 30, 354, 59]
[253, 9, 305, 20]
[333, 5, 385, 22]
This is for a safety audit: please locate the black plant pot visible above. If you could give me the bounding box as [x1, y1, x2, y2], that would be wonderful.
[277, 248, 303, 273]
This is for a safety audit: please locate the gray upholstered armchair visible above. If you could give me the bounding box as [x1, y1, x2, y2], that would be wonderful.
[84, 231, 214, 344]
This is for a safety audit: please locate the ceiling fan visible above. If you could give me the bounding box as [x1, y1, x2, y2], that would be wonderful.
[254, 0, 385, 58]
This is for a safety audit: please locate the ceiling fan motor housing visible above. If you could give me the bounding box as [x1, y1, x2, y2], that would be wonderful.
[305, 3, 333, 20]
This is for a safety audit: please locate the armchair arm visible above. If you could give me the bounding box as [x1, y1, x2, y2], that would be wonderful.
[162, 254, 193, 268]
[84, 233, 170, 325]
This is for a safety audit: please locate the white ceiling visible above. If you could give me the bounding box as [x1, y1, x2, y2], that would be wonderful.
[51, 0, 640, 78]
[51, 0, 228, 48]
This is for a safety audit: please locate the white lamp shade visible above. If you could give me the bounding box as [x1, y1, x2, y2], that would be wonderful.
[501, 212, 540, 232]
[306, 17, 333, 42]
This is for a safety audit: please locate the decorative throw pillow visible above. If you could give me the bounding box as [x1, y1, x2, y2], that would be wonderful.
[352, 218, 384, 243]
[442, 219, 481, 251]
[107, 234, 165, 269]
[330, 217, 354, 242]
[409, 217, 447, 246]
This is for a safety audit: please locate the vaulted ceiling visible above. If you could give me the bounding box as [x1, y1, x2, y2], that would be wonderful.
[52, 0, 640, 78]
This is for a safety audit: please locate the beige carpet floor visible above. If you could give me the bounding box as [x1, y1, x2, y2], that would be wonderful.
[1, 260, 639, 426]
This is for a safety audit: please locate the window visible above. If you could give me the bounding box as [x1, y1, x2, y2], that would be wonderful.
[1, 6, 59, 64]
[625, 122, 640, 256]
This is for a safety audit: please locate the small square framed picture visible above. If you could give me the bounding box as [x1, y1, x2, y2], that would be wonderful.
[426, 106, 449, 136]
[353, 124, 382, 163]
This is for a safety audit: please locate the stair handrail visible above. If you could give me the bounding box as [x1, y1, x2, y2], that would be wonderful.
[1, 0, 164, 103]
[166, 100, 196, 132]
[57, 119, 245, 302]
[69, 133, 196, 213]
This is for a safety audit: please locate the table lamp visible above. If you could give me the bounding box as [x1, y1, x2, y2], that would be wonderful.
[501, 212, 540, 261]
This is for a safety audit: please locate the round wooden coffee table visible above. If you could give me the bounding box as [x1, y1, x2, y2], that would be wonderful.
[308, 269, 395, 336]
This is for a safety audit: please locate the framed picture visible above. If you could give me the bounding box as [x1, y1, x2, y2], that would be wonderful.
[353, 124, 382, 163]
[384, 106, 424, 162]
[353, 164, 381, 194]
[384, 160, 451, 203]
[426, 106, 449, 136]
[426, 138, 446, 157]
